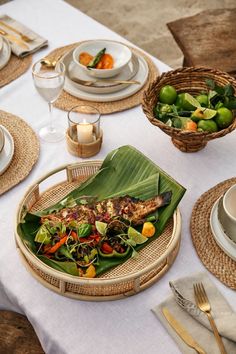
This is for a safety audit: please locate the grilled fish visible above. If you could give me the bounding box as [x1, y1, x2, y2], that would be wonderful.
[41, 191, 172, 226]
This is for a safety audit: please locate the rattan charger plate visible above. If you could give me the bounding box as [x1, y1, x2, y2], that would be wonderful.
[191, 178, 236, 289]
[15, 162, 181, 301]
[0, 111, 39, 195]
[0, 52, 32, 88]
[46, 42, 159, 114]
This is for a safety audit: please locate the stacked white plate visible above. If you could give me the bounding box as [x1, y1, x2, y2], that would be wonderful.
[0, 125, 14, 175]
[0, 36, 11, 70]
[61, 43, 149, 102]
[210, 196, 236, 261]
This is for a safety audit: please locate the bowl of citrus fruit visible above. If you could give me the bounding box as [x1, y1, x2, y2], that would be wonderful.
[142, 67, 236, 152]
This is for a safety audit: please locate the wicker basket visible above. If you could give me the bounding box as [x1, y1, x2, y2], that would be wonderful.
[142, 67, 236, 152]
[15, 161, 181, 301]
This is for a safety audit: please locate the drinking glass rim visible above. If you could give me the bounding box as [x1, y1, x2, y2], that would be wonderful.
[32, 59, 65, 79]
[68, 105, 101, 125]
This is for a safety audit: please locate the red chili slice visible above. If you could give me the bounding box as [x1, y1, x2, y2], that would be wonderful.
[101, 242, 113, 254]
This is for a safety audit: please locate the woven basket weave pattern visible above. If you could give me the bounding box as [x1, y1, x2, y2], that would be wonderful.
[142, 67, 236, 152]
[0, 54, 32, 88]
[15, 162, 181, 300]
[0, 111, 39, 195]
[191, 177, 236, 289]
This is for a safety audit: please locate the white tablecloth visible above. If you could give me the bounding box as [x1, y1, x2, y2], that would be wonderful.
[0, 1, 235, 353]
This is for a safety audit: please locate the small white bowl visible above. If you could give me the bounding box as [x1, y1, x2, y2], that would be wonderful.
[72, 40, 132, 78]
[218, 185, 236, 243]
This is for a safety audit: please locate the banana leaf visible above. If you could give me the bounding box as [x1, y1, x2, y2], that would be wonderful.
[18, 145, 186, 277]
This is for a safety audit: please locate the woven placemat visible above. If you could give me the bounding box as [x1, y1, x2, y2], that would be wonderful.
[45, 42, 159, 114]
[0, 110, 39, 195]
[0, 53, 32, 88]
[191, 178, 236, 289]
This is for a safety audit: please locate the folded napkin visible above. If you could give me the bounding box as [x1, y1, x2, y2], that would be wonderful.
[0, 14, 48, 57]
[152, 272, 236, 354]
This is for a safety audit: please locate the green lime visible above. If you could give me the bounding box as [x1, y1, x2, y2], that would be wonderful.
[175, 93, 185, 108]
[95, 221, 107, 236]
[196, 94, 208, 107]
[182, 93, 201, 111]
[215, 107, 233, 128]
[203, 108, 217, 119]
[127, 226, 148, 245]
[191, 107, 217, 121]
[159, 85, 177, 104]
[197, 119, 218, 133]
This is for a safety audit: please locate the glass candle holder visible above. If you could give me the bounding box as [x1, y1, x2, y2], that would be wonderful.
[67, 105, 102, 158]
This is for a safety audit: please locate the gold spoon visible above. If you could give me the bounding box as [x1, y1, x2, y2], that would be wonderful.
[40, 55, 63, 68]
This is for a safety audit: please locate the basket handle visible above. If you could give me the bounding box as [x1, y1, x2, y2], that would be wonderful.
[123, 260, 169, 296]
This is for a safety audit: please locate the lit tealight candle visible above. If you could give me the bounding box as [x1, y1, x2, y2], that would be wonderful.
[77, 119, 94, 144]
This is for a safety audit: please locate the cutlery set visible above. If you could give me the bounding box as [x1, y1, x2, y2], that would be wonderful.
[40, 56, 140, 86]
[163, 282, 227, 354]
[40, 53, 141, 87]
[0, 20, 34, 49]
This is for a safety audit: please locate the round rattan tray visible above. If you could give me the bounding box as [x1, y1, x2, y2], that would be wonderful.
[15, 161, 181, 301]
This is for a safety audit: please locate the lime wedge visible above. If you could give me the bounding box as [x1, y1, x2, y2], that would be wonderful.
[128, 226, 148, 245]
[184, 93, 201, 109]
[34, 225, 51, 244]
[202, 108, 217, 119]
[95, 221, 107, 236]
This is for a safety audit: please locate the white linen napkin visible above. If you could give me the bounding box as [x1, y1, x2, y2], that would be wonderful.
[0, 14, 48, 57]
[152, 272, 236, 354]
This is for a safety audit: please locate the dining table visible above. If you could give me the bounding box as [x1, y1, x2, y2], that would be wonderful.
[0, 0, 235, 353]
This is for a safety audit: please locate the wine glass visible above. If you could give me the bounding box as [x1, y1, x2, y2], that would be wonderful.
[32, 60, 65, 143]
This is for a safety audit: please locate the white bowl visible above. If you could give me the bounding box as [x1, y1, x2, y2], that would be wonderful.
[210, 196, 236, 261]
[218, 186, 236, 243]
[72, 40, 132, 78]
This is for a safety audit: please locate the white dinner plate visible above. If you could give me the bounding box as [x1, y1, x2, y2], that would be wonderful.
[64, 51, 140, 94]
[0, 36, 3, 54]
[0, 37, 11, 70]
[0, 125, 14, 176]
[210, 196, 236, 261]
[62, 50, 149, 102]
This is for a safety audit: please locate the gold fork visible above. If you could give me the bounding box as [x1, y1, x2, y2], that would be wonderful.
[0, 29, 29, 49]
[0, 20, 33, 42]
[193, 283, 227, 354]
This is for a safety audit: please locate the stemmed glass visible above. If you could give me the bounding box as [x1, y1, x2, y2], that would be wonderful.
[32, 60, 65, 143]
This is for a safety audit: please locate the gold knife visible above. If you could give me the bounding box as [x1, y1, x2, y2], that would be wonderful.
[69, 73, 141, 86]
[162, 307, 207, 354]
[0, 28, 29, 50]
